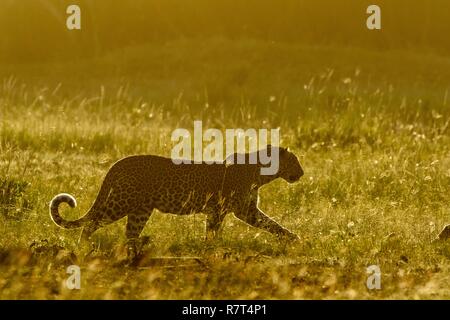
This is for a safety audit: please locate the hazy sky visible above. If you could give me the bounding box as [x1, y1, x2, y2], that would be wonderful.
[1, 0, 449, 62]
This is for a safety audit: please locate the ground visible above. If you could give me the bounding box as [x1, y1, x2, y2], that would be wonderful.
[0, 38, 449, 299]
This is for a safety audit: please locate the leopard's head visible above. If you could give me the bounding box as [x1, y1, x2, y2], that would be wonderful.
[276, 146, 304, 183]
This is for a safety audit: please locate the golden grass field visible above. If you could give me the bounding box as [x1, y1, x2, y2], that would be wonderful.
[0, 1, 450, 300]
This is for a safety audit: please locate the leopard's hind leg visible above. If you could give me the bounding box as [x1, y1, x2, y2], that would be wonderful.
[125, 206, 154, 260]
[78, 190, 133, 247]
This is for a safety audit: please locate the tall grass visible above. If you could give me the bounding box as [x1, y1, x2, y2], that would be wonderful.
[0, 39, 449, 299]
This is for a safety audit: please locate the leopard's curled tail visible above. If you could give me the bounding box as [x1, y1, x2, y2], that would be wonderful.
[49, 170, 114, 229]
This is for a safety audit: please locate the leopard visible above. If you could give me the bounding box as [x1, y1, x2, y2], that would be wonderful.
[49, 145, 304, 256]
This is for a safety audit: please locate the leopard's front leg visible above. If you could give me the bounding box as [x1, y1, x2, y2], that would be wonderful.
[234, 201, 299, 241]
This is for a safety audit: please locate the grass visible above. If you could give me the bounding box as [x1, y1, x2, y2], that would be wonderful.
[0, 38, 449, 299]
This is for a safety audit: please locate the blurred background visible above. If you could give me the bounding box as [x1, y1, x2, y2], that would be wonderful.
[1, 0, 449, 116]
[1, 0, 449, 62]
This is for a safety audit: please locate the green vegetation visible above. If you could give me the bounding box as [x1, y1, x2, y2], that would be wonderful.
[1, 38, 449, 299]
[1, 0, 450, 299]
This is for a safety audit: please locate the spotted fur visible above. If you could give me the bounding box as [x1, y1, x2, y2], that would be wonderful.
[50, 146, 304, 251]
